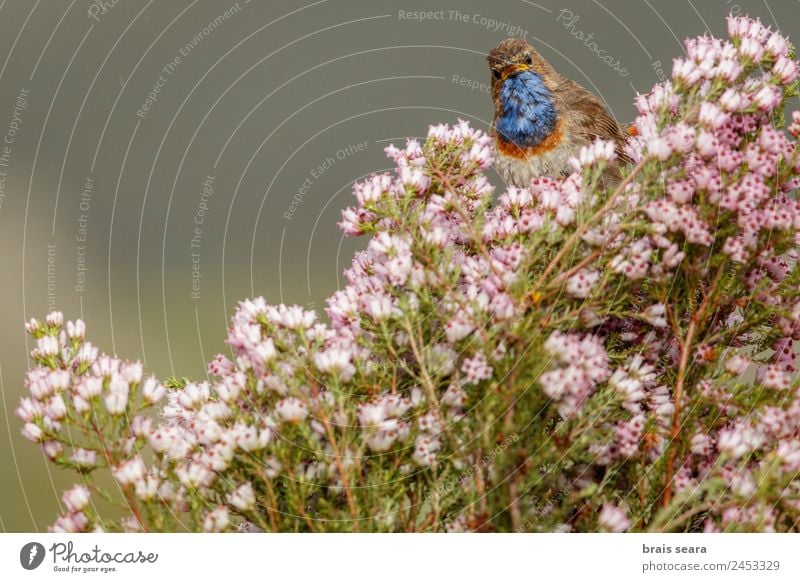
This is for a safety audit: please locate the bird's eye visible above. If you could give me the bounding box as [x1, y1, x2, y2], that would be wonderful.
[492, 69, 501, 80]
[524, 54, 532, 65]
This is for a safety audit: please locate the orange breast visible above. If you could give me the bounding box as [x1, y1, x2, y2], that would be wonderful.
[495, 120, 564, 159]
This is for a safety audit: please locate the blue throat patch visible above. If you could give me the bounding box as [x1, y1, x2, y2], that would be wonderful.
[496, 71, 557, 148]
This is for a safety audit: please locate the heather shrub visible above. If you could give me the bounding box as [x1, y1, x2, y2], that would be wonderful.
[18, 15, 800, 532]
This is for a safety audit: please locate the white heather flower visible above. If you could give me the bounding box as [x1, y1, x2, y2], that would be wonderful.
[75, 342, 99, 365]
[42, 440, 63, 459]
[357, 402, 386, 427]
[120, 362, 143, 384]
[177, 382, 211, 410]
[608, 370, 645, 403]
[275, 397, 308, 423]
[104, 378, 129, 415]
[313, 348, 356, 382]
[21, 422, 43, 442]
[66, 319, 86, 340]
[44, 395, 67, 421]
[202, 506, 230, 532]
[142, 377, 166, 404]
[113, 457, 146, 486]
[75, 376, 102, 399]
[71, 448, 97, 467]
[227, 482, 256, 511]
[48, 370, 70, 392]
[176, 462, 213, 489]
[50, 512, 89, 533]
[690, 433, 713, 456]
[135, 475, 160, 501]
[412, 434, 441, 466]
[62, 485, 90, 513]
[598, 503, 630, 532]
[16, 397, 42, 422]
[642, 303, 667, 328]
[36, 336, 60, 357]
[725, 355, 750, 375]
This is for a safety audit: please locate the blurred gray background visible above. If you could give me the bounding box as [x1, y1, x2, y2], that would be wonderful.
[0, 0, 795, 531]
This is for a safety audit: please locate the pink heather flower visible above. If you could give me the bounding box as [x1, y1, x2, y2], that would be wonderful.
[227, 482, 256, 511]
[48, 370, 70, 392]
[267, 304, 316, 330]
[25, 318, 41, 335]
[113, 457, 146, 486]
[571, 139, 616, 171]
[739, 37, 765, 61]
[717, 425, 763, 459]
[777, 441, 800, 469]
[754, 85, 782, 111]
[62, 485, 91, 513]
[608, 369, 645, 403]
[75, 342, 99, 365]
[698, 102, 729, 128]
[690, 433, 713, 456]
[760, 365, 791, 390]
[725, 355, 750, 375]
[766, 31, 790, 58]
[66, 319, 85, 340]
[44, 395, 67, 421]
[50, 512, 89, 533]
[16, 397, 42, 423]
[412, 434, 441, 467]
[46, 311, 64, 328]
[598, 503, 630, 532]
[666, 179, 694, 204]
[566, 269, 600, 299]
[354, 173, 392, 205]
[461, 352, 493, 385]
[672, 58, 701, 85]
[208, 354, 235, 376]
[773, 56, 798, 84]
[21, 422, 43, 442]
[445, 315, 474, 343]
[788, 111, 800, 138]
[71, 448, 97, 467]
[42, 440, 63, 459]
[275, 397, 308, 423]
[365, 419, 409, 452]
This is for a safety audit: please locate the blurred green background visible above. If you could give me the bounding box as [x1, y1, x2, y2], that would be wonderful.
[0, 0, 796, 531]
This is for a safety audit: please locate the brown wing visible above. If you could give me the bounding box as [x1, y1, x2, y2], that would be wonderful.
[553, 78, 632, 165]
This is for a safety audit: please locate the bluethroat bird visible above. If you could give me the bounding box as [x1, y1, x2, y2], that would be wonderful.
[487, 38, 632, 186]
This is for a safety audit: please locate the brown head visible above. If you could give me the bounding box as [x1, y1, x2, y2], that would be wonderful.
[487, 39, 559, 111]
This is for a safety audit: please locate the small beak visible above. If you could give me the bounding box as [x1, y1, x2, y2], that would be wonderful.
[500, 63, 529, 81]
